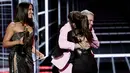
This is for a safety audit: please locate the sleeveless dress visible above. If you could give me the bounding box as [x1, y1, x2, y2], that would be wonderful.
[8, 30, 34, 73]
[67, 30, 98, 73]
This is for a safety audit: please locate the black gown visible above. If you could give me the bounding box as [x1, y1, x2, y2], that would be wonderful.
[9, 30, 34, 73]
[67, 30, 98, 73]
[51, 29, 98, 73]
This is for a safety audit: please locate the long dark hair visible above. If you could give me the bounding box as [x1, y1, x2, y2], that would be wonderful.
[68, 11, 92, 43]
[14, 2, 34, 28]
[80, 15, 92, 43]
[68, 11, 81, 29]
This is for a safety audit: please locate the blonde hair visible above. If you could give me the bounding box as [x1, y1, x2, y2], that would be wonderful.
[81, 10, 94, 16]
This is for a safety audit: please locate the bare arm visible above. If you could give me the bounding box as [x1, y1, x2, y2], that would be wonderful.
[32, 39, 44, 59]
[2, 22, 23, 48]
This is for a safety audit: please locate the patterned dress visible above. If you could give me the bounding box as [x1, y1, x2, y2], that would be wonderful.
[9, 29, 34, 73]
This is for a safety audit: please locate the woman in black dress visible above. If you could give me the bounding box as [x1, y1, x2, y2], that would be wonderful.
[2, 2, 44, 73]
[67, 11, 98, 73]
[52, 11, 98, 73]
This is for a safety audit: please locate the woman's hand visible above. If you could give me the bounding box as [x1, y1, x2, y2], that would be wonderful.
[79, 40, 90, 49]
[75, 36, 90, 49]
[39, 53, 45, 60]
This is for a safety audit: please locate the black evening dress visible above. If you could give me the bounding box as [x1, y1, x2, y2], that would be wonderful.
[67, 30, 98, 73]
[9, 30, 34, 73]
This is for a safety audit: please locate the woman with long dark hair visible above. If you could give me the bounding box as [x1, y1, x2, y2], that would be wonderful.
[52, 11, 97, 73]
[51, 11, 83, 73]
[2, 2, 44, 73]
[81, 10, 100, 49]
[68, 11, 98, 73]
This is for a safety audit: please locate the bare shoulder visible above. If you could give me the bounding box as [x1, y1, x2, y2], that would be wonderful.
[13, 22, 24, 32]
[6, 22, 16, 31]
[8, 22, 16, 28]
[14, 22, 23, 27]
[6, 22, 24, 33]
[7, 22, 22, 30]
